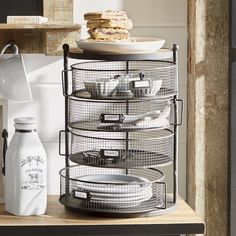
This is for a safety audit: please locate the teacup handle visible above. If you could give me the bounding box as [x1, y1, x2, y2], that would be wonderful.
[0, 42, 19, 55]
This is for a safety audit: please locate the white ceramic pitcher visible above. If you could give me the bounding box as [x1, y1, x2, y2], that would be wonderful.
[0, 43, 32, 102]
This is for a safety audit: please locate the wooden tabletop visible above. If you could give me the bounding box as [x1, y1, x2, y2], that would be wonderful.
[0, 195, 205, 236]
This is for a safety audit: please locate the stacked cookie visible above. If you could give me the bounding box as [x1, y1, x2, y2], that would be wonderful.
[84, 10, 133, 41]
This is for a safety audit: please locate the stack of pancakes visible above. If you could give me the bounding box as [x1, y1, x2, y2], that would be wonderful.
[84, 10, 133, 41]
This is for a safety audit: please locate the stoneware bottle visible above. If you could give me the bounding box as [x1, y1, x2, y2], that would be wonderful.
[4, 117, 47, 216]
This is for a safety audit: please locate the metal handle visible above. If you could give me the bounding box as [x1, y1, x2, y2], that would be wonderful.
[61, 69, 71, 96]
[2, 129, 8, 176]
[155, 181, 167, 210]
[59, 130, 66, 156]
[170, 98, 183, 126]
[176, 99, 183, 126]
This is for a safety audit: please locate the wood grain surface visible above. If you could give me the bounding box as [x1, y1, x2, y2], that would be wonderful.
[43, 0, 73, 24]
[0, 195, 204, 227]
[0, 24, 81, 55]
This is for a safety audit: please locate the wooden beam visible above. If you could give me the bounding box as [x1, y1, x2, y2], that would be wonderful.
[187, 0, 230, 235]
[43, 0, 73, 24]
[0, 24, 81, 55]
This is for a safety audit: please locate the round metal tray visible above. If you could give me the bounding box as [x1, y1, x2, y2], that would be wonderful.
[70, 60, 177, 100]
[67, 49, 174, 61]
[69, 129, 174, 168]
[59, 166, 166, 215]
[69, 96, 173, 132]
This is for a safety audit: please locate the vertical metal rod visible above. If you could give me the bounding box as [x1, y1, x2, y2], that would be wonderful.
[63, 44, 70, 195]
[63, 44, 70, 168]
[172, 44, 179, 203]
[125, 61, 129, 175]
[173, 96, 178, 203]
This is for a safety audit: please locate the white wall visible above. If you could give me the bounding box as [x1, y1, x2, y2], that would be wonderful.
[5, 0, 187, 198]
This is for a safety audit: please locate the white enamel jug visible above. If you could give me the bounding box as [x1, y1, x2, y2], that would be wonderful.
[3, 117, 47, 216]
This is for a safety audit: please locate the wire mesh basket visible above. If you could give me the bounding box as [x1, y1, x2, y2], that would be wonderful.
[69, 96, 173, 132]
[69, 129, 174, 168]
[70, 61, 177, 99]
[59, 165, 166, 214]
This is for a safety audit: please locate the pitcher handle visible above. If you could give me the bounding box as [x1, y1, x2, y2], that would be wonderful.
[0, 42, 19, 55]
[2, 129, 8, 176]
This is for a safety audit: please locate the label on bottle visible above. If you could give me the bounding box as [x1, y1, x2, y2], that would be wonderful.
[20, 155, 46, 191]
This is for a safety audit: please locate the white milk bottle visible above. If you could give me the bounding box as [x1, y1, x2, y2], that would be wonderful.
[4, 117, 47, 216]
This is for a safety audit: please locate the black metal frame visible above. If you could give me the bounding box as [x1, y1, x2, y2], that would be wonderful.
[60, 44, 182, 213]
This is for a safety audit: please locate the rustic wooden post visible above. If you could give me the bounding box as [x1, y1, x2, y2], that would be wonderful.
[187, 0, 230, 235]
[43, 0, 73, 24]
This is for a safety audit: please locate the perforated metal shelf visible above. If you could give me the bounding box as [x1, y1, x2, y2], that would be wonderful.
[69, 96, 174, 132]
[69, 61, 177, 100]
[59, 166, 166, 215]
[69, 129, 174, 168]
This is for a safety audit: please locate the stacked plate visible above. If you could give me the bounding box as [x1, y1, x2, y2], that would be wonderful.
[71, 174, 153, 208]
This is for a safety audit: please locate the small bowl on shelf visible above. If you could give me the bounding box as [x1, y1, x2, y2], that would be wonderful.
[147, 79, 163, 97]
[130, 73, 162, 98]
[84, 78, 118, 99]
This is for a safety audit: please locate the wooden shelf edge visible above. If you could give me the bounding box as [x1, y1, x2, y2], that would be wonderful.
[0, 196, 205, 227]
[0, 24, 81, 55]
[0, 23, 81, 30]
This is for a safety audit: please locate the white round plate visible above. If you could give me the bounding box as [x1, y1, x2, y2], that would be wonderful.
[77, 174, 149, 184]
[90, 187, 152, 201]
[90, 191, 153, 208]
[76, 37, 165, 54]
[71, 174, 151, 193]
[89, 186, 152, 199]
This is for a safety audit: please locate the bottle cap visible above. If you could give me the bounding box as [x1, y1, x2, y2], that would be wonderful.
[14, 117, 37, 130]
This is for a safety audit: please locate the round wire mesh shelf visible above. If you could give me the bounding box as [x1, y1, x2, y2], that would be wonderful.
[70, 61, 177, 100]
[69, 96, 173, 132]
[69, 129, 174, 168]
[59, 165, 166, 215]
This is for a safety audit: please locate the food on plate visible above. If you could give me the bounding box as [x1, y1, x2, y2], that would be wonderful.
[87, 18, 133, 30]
[88, 28, 130, 40]
[84, 10, 128, 20]
[84, 10, 133, 41]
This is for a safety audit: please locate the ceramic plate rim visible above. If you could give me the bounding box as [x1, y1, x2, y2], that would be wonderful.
[76, 37, 165, 54]
[77, 37, 165, 45]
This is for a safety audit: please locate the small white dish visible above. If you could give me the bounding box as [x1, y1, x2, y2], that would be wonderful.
[76, 37, 165, 54]
[84, 78, 118, 98]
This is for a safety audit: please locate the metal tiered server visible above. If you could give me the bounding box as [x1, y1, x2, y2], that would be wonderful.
[59, 44, 183, 216]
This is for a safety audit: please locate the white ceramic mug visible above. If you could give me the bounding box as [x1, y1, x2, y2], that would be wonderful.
[0, 43, 32, 103]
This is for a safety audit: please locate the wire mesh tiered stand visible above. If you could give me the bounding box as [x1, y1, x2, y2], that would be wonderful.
[59, 44, 183, 217]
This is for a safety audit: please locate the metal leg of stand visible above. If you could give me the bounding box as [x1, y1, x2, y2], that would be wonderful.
[63, 44, 70, 194]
